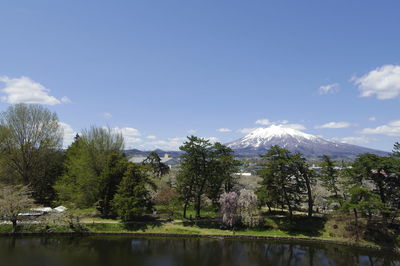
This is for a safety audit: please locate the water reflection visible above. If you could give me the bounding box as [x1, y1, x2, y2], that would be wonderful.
[0, 236, 398, 266]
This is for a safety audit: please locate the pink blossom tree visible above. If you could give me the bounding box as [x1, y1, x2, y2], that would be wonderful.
[219, 191, 239, 227]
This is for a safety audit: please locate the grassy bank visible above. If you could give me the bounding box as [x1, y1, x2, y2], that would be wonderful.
[0, 217, 378, 248]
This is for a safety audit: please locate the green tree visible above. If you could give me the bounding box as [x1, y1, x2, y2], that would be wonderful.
[97, 153, 128, 217]
[351, 154, 393, 205]
[319, 155, 342, 206]
[143, 152, 169, 178]
[258, 146, 301, 219]
[0, 104, 63, 204]
[112, 163, 154, 221]
[55, 126, 125, 208]
[176, 136, 238, 218]
[341, 186, 384, 241]
[206, 142, 239, 207]
[291, 153, 315, 217]
[177, 136, 212, 218]
[392, 142, 400, 157]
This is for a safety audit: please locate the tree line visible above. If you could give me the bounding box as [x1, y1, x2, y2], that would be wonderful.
[0, 104, 240, 224]
[0, 103, 399, 239]
[255, 144, 400, 240]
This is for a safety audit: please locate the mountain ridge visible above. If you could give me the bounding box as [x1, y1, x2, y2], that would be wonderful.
[226, 125, 388, 159]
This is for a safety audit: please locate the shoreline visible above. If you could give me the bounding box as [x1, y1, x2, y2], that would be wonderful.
[1, 231, 399, 255]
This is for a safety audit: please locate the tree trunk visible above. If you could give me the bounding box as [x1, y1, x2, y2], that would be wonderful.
[301, 171, 313, 217]
[266, 202, 272, 213]
[12, 219, 17, 233]
[183, 201, 188, 219]
[195, 195, 201, 219]
[353, 208, 359, 241]
[283, 189, 292, 219]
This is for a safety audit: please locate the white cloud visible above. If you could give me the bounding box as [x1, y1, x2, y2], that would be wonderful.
[59, 122, 77, 148]
[255, 119, 271, 126]
[110, 127, 141, 148]
[360, 120, 400, 136]
[237, 128, 257, 134]
[337, 136, 371, 145]
[284, 123, 306, 130]
[316, 121, 353, 129]
[218, 128, 231, 132]
[147, 137, 186, 150]
[368, 116, 377, 121]
[0, 76, 69, 105]
[318, 83, 340, 94]
[352, 64, 400, 99]
[103, 112, 112, 119]
[146, 135, 156, 139]
[187, 129, 197, 134]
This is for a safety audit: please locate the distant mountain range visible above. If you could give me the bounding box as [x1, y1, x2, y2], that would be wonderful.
[124, 149, 183, 158]
[226, 125, 388, 159]
[124, 125, 388, 160]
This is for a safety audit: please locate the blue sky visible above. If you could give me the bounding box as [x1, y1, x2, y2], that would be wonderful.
[0, 0, 399, 151]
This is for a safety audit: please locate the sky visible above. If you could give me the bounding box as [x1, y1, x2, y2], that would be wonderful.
[0, 0, 399, 151]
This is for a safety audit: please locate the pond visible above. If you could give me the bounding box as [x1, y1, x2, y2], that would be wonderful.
[0, 236, 399, 266]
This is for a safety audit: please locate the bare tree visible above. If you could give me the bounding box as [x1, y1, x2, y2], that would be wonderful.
[0, 184, 34, 233]
[0, 104, 63, 203]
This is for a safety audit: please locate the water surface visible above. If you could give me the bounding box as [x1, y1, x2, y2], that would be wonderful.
[0, 236, 399, 266]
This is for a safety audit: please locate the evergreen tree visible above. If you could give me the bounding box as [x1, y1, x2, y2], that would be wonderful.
[112, 163, 154, 221]
[54, 126, 125, 208]
[176, 136, 238, 218]
[258, 146, 301, 218]
[291, 153, 315, 217]
[177, 136, 212, 218]
[319, 155, 342, 205]
[142, 151, 169, 178]
[97, 153, 127, 217]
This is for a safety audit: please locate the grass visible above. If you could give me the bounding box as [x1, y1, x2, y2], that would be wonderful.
[0, 207, 394, 250]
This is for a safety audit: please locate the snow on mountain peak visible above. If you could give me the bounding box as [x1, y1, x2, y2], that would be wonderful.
[228, 125, 321, 149]
[226, 125, 388, 158]
[244, 125, 316, 141]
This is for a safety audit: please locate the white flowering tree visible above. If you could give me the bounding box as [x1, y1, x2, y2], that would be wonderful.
[238, 189, 260, 228]
[0, 184, 34, 233]
[219, 191, 239, 227]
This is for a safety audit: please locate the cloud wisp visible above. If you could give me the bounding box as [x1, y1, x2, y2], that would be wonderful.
[318, 83, 340, 94]
[255, 119, 271, 126]
[316, 121, 353, 129]
[218, 128, 231, 132]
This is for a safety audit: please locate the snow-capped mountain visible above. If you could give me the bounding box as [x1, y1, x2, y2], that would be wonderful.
[226, 125, 388, 158]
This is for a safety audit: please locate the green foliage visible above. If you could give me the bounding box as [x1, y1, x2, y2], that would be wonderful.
[319, 155, 342, 205]
[258, 146, 314, 218]
[54, 127, 126, 209]
[0, 104, 63, 204]
[143, 152, 170, 178]
[176, 136, 238, 218]
[342, 186, 384, 215]
[392, 142, 400, 157]
[97, 153, 128, 217]
[112, 163, 154, 222]
[350, 153, 399, 213]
